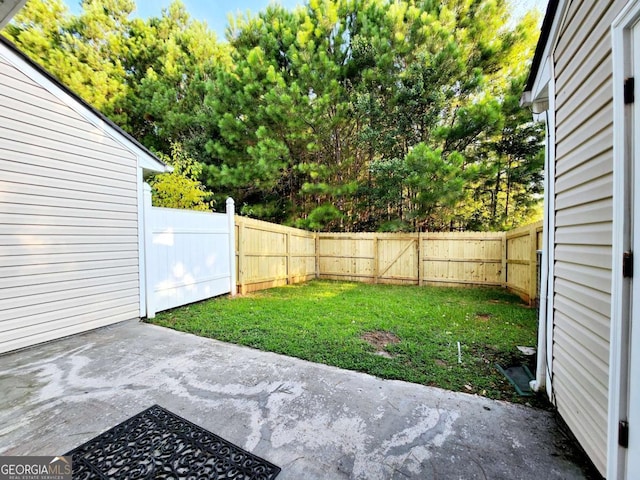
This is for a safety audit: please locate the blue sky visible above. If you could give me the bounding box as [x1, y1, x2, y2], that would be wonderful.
[63, 0, 548, 40]
[64, 1, 304, 39]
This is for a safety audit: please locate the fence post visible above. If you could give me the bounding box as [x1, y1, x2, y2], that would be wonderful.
[501, 233, 508, 289]
[286, 231, 292, 284]
[418, 233, 423, 286]
[528, 224, 538, 305]
[143, 183, 155, 319]
[226, 198, 237, 296]
[237, 218, 246, 295]
[315, 233, 320, 279]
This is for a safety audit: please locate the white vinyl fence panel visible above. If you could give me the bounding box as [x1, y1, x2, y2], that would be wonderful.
[143, 185, 235, 317]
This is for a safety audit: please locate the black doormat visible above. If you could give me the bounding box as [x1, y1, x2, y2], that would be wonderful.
[65, 404, 281, 480]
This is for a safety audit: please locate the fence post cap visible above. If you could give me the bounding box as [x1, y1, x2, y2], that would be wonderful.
[143, 182, 152, 192]
[226, 197, 235, 206]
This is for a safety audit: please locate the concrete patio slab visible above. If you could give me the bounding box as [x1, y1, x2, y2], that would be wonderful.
[0, 321, 594, 479]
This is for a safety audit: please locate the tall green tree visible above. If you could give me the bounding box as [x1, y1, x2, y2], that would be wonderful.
[117, 2, 231, 154]
[3, 0, 544, 231]
[3, 0, 133, 118]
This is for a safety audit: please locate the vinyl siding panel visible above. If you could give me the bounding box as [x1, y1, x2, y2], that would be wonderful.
[555, 126, 612, 177]
[555, 173, 612, 210]
[1, 168, 137, 199]
[554, 293, 611, 343]
[0, 272, 139, 301]
[0, 184, 137, 211]
[0, 87, 93, 127]
[0, 265, 139, 290]
[1, 203, 138, 222]
[555, 150, 611, 192]
[556, 54, 611, 118]
[0, 69, 67, 105]
[554, 278, 611, 319]
[553, 361, 608, 472]
[0, 250, 139, 268]
[554, 222, 612, 246]
[0, 124, 135, 169]
[556, 74, 611, 140]
[1, 286, 139, 323]
[0, 115, 131, 158]
[555, 262, 611, 295]
[555, 1, 613, 79]
[0, 94, 126, 143]
[0, 137, 137, 177]
[551, 1, 625, 475]
[0, 307, 137, 354]
[0, 91, 109, 129]
[0, 181, 137, 209]
[0, 161, 136, 197]
[0, 50, 140, 354]
[554, 244, 612, 270]
[555, 198, 613, 227]
[554, 0, 602, 61]
[0, 257, 136, 278]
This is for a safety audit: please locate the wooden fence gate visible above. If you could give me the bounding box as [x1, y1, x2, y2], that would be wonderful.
[317, 234, 420, 285]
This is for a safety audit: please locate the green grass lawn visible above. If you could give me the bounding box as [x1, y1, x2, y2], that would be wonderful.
[150, 280, 545, 405]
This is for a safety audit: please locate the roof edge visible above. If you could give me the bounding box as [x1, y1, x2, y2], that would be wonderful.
[524, 0, 560, 93]
[0, 1, 27, 30]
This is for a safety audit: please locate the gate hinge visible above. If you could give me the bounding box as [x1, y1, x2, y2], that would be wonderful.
[619, 421, 629, 448]
[623, 251, 634, 278]
[624, 77, 635, 104]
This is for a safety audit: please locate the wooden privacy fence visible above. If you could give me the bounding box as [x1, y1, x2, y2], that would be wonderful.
[235, 216, 316, 294]
[318, 231, 505, 287]
[235, 217, 544, 303]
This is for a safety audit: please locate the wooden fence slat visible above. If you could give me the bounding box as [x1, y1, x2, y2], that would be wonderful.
[373, 237, 379, 284]
[286, 231, 291, 285]
[418, 234, 424, 287]
[315, 233, 320, 278]
[238, 219, 246, 295]
[501, 234, 507, 287]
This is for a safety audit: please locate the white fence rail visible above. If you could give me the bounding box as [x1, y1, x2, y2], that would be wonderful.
[143, 184, 235, 317]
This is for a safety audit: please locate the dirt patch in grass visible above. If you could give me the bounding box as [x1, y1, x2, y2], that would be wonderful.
[361, 331, 400, 357]
[474, 312, 493, 322]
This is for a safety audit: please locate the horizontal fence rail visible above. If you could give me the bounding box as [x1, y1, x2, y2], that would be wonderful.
[235, 217, 543, 304]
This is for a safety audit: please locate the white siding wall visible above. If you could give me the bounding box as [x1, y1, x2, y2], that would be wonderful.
[0, 54, 140, 354]
[552, 0, 626, 475]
